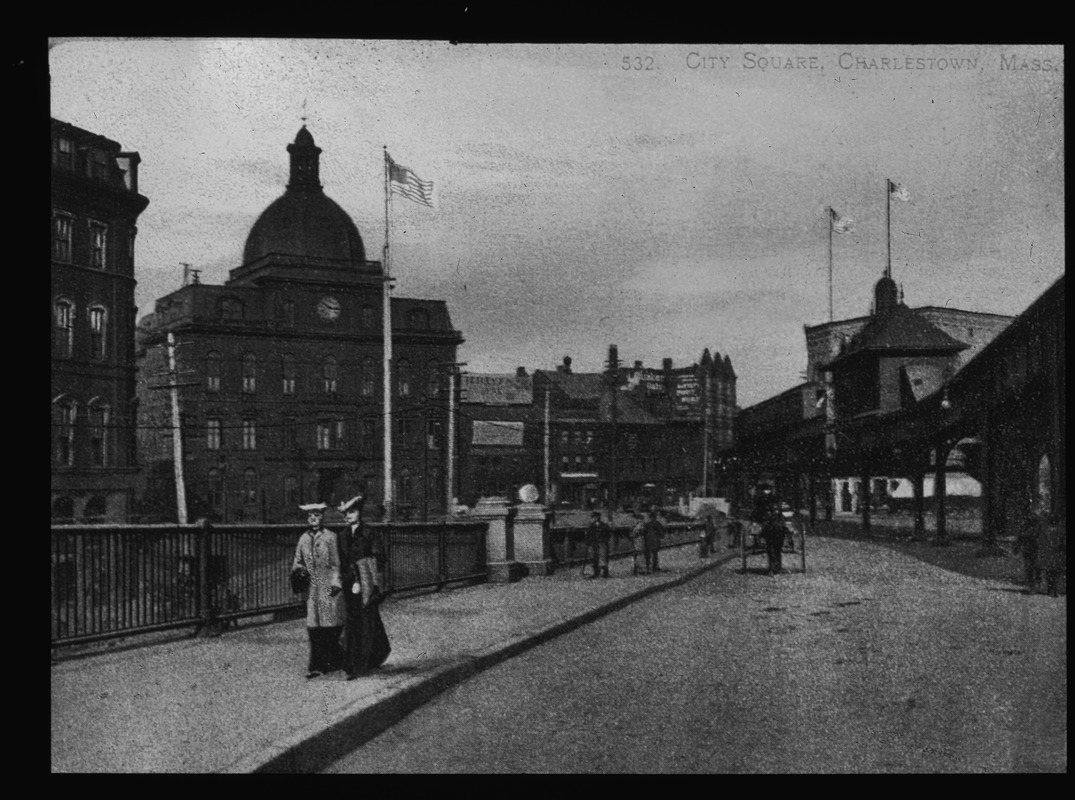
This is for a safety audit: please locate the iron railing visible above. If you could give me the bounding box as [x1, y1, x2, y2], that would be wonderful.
[51, 520, 488, 647]
[549, 521, 705, 566]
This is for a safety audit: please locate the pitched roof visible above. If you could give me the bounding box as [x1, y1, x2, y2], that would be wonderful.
[543, 371, 605, 401]
[829, 303, 967, 368]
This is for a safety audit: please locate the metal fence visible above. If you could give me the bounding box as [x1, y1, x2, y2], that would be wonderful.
[550, 521, 705, 566]
[51, 520, 488, 648]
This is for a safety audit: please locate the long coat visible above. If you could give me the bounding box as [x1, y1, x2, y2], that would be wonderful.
[292, 528, 346, 628]
[642, 519, 664, 549]
[338, 523, 391, 673]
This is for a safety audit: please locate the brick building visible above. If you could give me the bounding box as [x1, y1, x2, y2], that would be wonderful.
[457, 347, 737, 511]
[51, 119, 149, 523]
[135, 126, 462, 523]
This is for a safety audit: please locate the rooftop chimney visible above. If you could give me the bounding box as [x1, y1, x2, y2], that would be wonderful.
[634, 360, 643, 370]
[559, 356, 573, 374]
[516, 366, 528, 377]
[662, 358, 673, 371]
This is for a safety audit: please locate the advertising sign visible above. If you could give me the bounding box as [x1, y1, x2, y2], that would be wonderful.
[472, 420, 525, 447]
[462, 374, 533, 405]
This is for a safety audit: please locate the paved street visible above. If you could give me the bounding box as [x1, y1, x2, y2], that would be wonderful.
[324, 535, 1066, 773]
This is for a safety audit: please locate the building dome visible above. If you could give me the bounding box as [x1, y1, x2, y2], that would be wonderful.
[241, 127, 367, 266]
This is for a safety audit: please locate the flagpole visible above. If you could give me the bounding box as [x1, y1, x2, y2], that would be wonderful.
[886, 179, 892, 280]
[828, 207, 834, 322]
[383, 146, 394, 521]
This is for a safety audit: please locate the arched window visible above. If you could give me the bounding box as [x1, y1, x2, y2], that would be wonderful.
[207, 469, 224, 508]
[89, 306, 108, 360]
[52, 496, 75, 522]
[322, 356, 338, 394]
[397, 359, 411, 397]
[242, 468, 258, 505]
[82, 495, 108, 522]
[206, 351, 222, 392]
[53, 400, 76, 466]
[241, 352, 257, 393]
[54, 299, 74, 358]
[88, 401, 110, 467]
[361, 357, 375, 397]
[281, 354, 296, 395]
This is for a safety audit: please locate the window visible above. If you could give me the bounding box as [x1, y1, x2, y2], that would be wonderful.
[397, 359, 411, 397]
[89, 306, 107, 360]
[54, 401, 76, 466]
[283, 416, 297, 450]
[89, 222, 108, 269]
[54, 136, 73, 169]
[322, 356, 338, 394]
[427, 420, 442, 449]
[427, 363, 441, 397]
[208, 469, 224, 508]
[206, 418, 223, 450]
[282, 300, 295, 325]
[560, 430, 569, 445]
[361, 357, 375, 396]
[242, 468, 258, 505]
[316, 420, 344, 450]
[206, 352, 222, 392]
[399, 417, 415, 439]
[54, 299, 74, 358]
[281, 354, 296, 395]
[53, 215, 73, 261]
[220, 297, 244, 321]
[361, 418, 376, 452]
[89, 403, 109, 466]
[284, 475, 299, 506]
[361, 306, 374, 328]
[90, 149, 109, 181]
[241, 353, 256, 394]
[242, 419, 257, 450]
[585, 430, 594, 443]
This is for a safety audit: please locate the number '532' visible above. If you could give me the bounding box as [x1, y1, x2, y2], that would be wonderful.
[622, 56, 655, 71]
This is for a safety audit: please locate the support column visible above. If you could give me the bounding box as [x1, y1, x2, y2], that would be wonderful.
[977, 409, 1005, 557]
[472, 496, 518, 583]
[860, 467, 872, 535]
[933, 441, 950, 547]
[808, 473, 818, 525]
[911, 465, 926, 541]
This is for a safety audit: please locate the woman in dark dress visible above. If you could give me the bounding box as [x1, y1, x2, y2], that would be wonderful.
[337, 495, 392, 679]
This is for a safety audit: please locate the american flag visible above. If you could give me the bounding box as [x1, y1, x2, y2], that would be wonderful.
[387, 152, 434, 208]
[830, 208, 855, 234]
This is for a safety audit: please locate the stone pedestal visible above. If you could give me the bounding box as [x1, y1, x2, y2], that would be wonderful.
[513, 502, 554, 576]
[473, 496, 518, 583]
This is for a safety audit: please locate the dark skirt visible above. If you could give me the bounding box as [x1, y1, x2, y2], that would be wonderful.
[342, 599, 391, 676]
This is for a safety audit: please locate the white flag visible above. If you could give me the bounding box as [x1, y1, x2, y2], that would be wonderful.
[830, 208, 854, 234]
[889, 180, 910, 202]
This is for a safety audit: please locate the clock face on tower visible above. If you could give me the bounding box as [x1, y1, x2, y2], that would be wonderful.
[317, 296, 341, 321]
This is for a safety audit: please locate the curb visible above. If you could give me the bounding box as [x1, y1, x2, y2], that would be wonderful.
[223, 550, 735, 773]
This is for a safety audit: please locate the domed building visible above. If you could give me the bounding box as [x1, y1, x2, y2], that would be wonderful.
[136, 127, 463, 522]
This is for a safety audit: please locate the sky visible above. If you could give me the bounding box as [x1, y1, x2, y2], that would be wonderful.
[49, 40, 1064, 407]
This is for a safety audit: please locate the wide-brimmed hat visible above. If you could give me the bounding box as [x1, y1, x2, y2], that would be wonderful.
[338, 495, 365, 514]
[299, 503, 328, 513]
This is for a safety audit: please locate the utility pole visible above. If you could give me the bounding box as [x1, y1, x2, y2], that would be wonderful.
[544, 381, 551, 505]
[703, 364, 712, 497]
[606, 344, 620, 522]
[166, 332, 188, 524]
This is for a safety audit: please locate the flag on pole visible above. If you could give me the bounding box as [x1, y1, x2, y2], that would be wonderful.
[830, 208, 855, 233]
[387, 152, 435, 208]
[888, 180, 910, 202]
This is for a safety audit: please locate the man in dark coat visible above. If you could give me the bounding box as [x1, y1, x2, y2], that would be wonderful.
[586, 511, 612, 578]
[643, 510, 665, 573]
[752, 484, 787, 575]
[337, 495, 392, 679]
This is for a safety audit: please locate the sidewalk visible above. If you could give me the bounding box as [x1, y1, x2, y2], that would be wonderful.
[51, 540, 729, 773]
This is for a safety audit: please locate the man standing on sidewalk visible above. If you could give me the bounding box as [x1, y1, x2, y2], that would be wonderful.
[752, 483, 786, 576]
[586, 511, 612, 579]
[643, 509, 665, 573]
[292, 503, 346, 679]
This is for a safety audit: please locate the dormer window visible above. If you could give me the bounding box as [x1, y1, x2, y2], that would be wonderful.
[90, 149, 109, 181]
[54, 136, 73, 169]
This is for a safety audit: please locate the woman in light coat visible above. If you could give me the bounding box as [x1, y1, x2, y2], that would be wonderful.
[292, 503, 346, 678]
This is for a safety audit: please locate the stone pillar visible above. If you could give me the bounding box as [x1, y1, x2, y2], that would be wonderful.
[473, 497, 517, 583]
[512, 502, 555, 576]
[933, 442, 950, 547]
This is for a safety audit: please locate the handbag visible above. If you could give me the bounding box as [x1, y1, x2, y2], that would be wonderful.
[290, 565, 310, 594]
